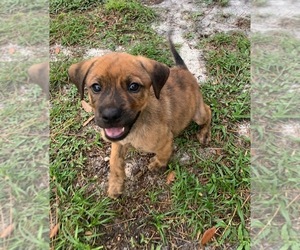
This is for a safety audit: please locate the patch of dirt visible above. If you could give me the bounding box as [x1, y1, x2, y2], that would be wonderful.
[237, 121, 250, 138]
[151, 0, 250, 82]
[0, 44, 47, 62]
[235, 17, 250, 29]
[251, 0, 300, 38]
[279, 122, 300, 138]
[50, 44, 118, 61]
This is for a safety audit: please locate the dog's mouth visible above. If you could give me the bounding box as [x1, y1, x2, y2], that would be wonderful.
[104, 127, 128, 141]
[101, 111, 141, 141]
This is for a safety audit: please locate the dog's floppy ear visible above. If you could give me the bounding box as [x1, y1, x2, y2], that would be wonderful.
[138, 57, 170, 99]
[68, 58, 97, 100]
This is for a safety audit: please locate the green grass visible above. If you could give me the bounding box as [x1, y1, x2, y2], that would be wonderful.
[0, 0, 48, 46]
[0, 2, 49, 247]
[50, 0, 103, 14]
[251, 32, 300, 249]
[49, 1, 250, 249]
[50, 0, 157, 49]
[0, 0, 47, 14]
[199, 32, 250, 123]
[0, 62, 49, 249]
[251, 33, 299, 120]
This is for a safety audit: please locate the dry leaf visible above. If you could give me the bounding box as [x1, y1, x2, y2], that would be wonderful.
[81, 100, 93, 113]
[166, 171, 176, 185]
[201, 226, 216, 246]
[55, 47, 60, 54]
[214, 148, 222, 155]
[8, 47, 15, 54]
[50, 223, 60, 239]
[83, 115, 95, 127]
[0, 223, 14, 238]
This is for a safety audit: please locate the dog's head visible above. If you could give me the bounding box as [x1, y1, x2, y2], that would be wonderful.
[68, 52, 170, 141]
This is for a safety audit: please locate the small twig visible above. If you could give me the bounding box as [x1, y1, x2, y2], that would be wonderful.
[254, 193, 300, 240]
[83, 115, 95, 127]
[286, 193, 300, 208]
[222, 194, 250, 238]
[254, 205, 280, 240]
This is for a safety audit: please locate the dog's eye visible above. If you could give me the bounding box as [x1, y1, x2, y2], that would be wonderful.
[128, 82, 141, 93]
[91, 83, 101, 93]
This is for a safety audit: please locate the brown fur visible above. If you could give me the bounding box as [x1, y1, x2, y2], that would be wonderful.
[68, 47, 211, 198]
[28, 62, 49, 98]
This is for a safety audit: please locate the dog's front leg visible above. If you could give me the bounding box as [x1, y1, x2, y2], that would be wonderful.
[148, 134, 173, 171]
[107, 142, 128, 198]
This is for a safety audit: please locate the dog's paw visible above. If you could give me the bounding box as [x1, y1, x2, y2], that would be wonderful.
[107, 184, 123, 199]
[148, 157, 167, 172]
[107, 179, 124, 199]
[197, 129, 211, 146]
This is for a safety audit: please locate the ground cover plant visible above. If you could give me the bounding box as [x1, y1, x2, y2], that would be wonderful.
[49, 0, 250, 248]
[251, 33, 300, 249]
[0, 0, 49, 249]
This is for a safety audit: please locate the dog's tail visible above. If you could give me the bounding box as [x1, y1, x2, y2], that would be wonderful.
[168, 33, 188, 70]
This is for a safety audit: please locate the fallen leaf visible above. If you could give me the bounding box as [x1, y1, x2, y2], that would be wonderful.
[200, 226, 216, 246]
[8, 47, 15, 54]
[214, 148, 222, 155]
[166, 171, 176, 185]
[81, 100, 93, 113]
[55, 47, 60, 54]
[83, 115, 95, 127]
[50, 223, 60, 239]
[0, 223, 14, 238]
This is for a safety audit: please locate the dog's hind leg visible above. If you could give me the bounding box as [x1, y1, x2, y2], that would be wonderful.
[107, 142, 129, 198]
[193, 97, 212, 146]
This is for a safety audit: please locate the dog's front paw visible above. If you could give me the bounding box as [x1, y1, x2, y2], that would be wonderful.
[197, 128, 211, 146]
[107, 183, 123, 199]
[148, 157, 167, 172]
[107, 177, 124, 199]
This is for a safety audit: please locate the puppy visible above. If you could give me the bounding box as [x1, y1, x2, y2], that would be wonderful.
[68, 38, 211, 198]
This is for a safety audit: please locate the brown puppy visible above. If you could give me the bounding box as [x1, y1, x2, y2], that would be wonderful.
[68, 39, 211, 198]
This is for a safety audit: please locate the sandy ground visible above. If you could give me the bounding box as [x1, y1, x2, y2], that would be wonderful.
[152, 0, 250, 81]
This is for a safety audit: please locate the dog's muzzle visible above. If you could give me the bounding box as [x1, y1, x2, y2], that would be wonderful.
[95, 107, 140, 141]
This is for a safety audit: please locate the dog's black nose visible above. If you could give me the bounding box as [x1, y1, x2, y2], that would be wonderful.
[101, 108, 122, 124]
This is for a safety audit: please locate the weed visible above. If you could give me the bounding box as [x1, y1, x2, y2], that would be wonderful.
[50, 0, 103, 14]
[50, 0, 156, 49]
[199, 32, 250, 123]
[0, 12, 48, 45]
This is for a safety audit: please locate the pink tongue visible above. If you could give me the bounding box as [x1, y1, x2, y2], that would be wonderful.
[105, 127, 125, 138]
